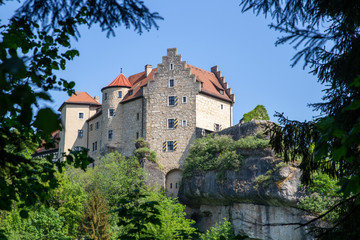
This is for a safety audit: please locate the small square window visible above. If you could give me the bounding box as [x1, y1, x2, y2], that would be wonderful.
[168, 119, 175, 129]
[169, 79, 174, 88]
[79, 112, 84, 119]
[219, 90, 224, 95]
[78, 130, 83, 138]
[182, 120, 187, 127]
[90, 124, 93, 131]
[109, 109, 114, 117]
[168, 96, 176, 106]
[96, 122, 99, 130]
[182, 96, 187, 103]
[108, 130, 113, 140]
[118, 91, 122, 98]
[104, 93, 108, 100]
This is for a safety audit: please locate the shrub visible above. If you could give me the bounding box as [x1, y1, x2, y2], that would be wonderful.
[236, 136, 270, 149]
[243, 105, 269, 122]
[183, 135, 243, 179]
[134, 147, 157, 163]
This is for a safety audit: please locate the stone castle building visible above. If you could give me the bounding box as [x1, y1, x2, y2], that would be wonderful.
[58, 48, 235, 195]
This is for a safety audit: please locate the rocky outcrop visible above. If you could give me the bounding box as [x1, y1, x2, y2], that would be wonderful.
[179, 120, 319, 240]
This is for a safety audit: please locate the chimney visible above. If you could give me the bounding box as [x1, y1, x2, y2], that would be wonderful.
[94, 96, 99, 102]
[145, 64, 152, 77]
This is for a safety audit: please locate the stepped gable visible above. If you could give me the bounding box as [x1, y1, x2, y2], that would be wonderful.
[122, 68, 158, 102]
[187, 64, 233, 103]
[121, 64, 234, 103]
[58, 91, 101, 111]
[101, 73, 132, 91]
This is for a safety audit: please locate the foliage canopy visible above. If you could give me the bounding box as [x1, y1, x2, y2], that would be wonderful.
[239, 0, 360, 238]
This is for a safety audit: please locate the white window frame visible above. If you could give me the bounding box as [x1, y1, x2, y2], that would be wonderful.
[169, 79, 175, 88]
[182, 96, 187, 103]
[167, 118, 175, 129]
[168, 96, 176, 106]
[182, 120, 187, 127]
[108, 108, 115, 117]
[78, 112, 84, 119]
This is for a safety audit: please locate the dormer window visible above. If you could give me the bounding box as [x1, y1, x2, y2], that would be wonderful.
[219, 89, 224, 95]
[129, 90, 133, 96]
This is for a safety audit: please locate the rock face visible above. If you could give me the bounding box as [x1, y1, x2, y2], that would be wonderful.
[179, 120, 317, 240]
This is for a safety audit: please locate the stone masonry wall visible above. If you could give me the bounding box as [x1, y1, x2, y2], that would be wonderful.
[145, 48, 199, 177]
[196, 94, 232, 132]
[88, 113, 102, 159]
[121, 98, 143, 156]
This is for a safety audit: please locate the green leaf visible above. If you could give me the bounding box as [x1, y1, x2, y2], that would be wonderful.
[19, 209, 29, 218]
[33, 108, 60, 134]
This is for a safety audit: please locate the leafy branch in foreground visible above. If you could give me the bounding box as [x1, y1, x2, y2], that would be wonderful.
[0, 0, 162, 216]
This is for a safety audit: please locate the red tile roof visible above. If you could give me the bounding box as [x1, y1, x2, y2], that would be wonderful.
[122, 68, 158, 102]
[59, 91, 101, 111]
[121, 64, 233, 103]
[33, 130, 60, 156]
[102, 73, 132, 91]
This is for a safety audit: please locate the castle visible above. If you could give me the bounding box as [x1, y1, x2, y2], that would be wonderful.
[58, 48, 235, 195]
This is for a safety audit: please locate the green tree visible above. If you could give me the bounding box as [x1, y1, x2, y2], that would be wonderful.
[82, 187, 112, 240]
[0, 0, 162, 214]
[238, 0, 360, 238]
[242, 105, 270, 122]
[145, 191, 198, 240]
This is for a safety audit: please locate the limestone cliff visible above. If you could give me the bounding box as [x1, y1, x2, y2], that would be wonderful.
[179, 121, 319, 240]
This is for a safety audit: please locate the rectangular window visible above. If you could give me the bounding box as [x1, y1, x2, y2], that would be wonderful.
[168, 96, 177, 106]
[108, 109, 114, 117]
[167, 141, 174, 151]
[78, 112, 84, 119]
[137, 113, 140, 120]
[92, 142, 97, 152]
[78, 130, 83, 138]
[104, 92, 108, 100]
[221, 104, 224, 109]
[129, 90, 133, 95]
[118, 91, 122, 98]
[136, 132, 139, 139]
[182, 120, 187, 127]
[95, 122, 99, 129]
[169, 79, 174, 88]
[170, 63, 174, 70]
[214, 124, 221, 131]
[108, 130, 113, 140]
[168, 119, 175, 129]
[182, 96, 187, 103]
[90, 124, 93, 131]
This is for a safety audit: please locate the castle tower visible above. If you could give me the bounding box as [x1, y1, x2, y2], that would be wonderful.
[58, 91, 101, 155]
[100, 73, 132, 152]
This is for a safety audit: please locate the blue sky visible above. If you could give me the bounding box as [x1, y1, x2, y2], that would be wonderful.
[1, 0, 324, 123]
